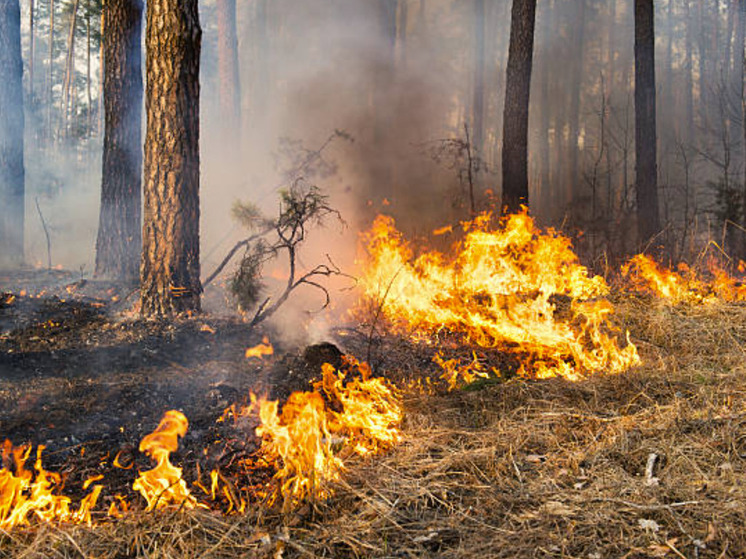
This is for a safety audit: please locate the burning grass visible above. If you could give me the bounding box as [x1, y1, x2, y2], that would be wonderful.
[0, 296, 744, 557]
[3, 213, 746, 556]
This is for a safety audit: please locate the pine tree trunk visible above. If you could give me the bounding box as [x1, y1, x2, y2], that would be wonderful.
[141, 0, 202, 316]
[501, 0, 537, 213]
[216, 0, 240, 146]
[0, 0, 25, 267]
[634, 0, 661, 246]
[95, 0, 142, 282]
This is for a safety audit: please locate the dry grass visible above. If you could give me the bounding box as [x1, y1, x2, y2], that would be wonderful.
[3, 297, 746, 558]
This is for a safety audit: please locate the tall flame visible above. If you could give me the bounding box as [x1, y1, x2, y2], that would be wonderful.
[132, 410, 199, 511]
[357, 210, 639, 380]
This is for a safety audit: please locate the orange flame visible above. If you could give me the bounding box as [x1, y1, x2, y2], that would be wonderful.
[357, 210, 639, 381]
[623, 254, 746, 303]
[132, 410, 200, 511]
[233, 358, 401, 509]
[245, 337, 274, 359]
[0, 440, 103, 528]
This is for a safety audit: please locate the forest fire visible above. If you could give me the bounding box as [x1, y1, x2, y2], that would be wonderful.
[357, 210, 639, 381]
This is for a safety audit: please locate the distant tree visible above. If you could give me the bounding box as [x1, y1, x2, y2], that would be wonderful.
[634, 0, 661, 246]
[501, 0, 537, 213]
[472, 0, 485, 159]
[141, 0, 202, 316]
[216, 0, 240, 146]
[95, 0, 142, 282]
[0, 0, 25, 267]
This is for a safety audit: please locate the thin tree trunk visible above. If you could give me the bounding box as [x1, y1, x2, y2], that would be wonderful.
[739, 0, 746, 258]
[0, 0, 25, 266]
[634, 0, 661, 246]
[472, 0, 485, 160]
[684, 0, 695, 144]
[98, 0, 104, 136]
[501, 0, 537, 213]
[566, 0, 586, 206]
[29, 0, 34, 99]
[398, 0, 407, 67]
[141, 0, 202, 316]
[48, 0, 55, 140]
[86, 6, 91, 138]
[61, 0, 80, 138]
[697, 0, 708, 128]
[95, 0, 142, 282]
[216, 0, 241, 147]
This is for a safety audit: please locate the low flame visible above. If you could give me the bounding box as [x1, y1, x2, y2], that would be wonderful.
[132, 410, 199, 511]
[245, 337, 274, 359]
[623, 254, 746, 303]
[232, 357, 401, 510]
[0, 440, 103, 529]
[357, 210, 639, 380]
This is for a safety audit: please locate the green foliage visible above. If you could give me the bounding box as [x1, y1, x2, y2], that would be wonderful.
[229, 180, 344, 320]
[231, 242, 268, 312]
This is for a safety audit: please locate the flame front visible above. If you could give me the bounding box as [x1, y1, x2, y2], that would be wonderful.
[357, 210, 639, 380]
[623, 253, 746, 303]
[132, 410, 199, 511]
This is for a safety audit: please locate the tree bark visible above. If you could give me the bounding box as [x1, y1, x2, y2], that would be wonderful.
[634, 0, 661, 246]
[141, 0, 202, 316]
[501, 0, 537, 213]
[95, 0, 142, 282]
[0, 0, 25, 267]
[472, 0, 485, 159]
[216, 0, 241, 146]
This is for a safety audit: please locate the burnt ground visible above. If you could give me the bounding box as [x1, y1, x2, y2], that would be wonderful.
[0, 269, 348, 512]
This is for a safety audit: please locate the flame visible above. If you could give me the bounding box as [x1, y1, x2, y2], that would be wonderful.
[622, 254, 746, 303]
[245, 337, 274, 359]
[234, 358, 401, 509]
[132, 410, 200, 511]
[0, 440, 103, 528]
[357, 210, 639, 380]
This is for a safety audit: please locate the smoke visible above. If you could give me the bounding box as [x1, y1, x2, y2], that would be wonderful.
[13, 0, 742, 332]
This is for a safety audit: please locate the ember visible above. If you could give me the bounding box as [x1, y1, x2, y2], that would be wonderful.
[245, 336, 274, 359]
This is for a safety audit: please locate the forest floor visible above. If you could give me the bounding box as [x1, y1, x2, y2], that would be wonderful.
[1, 269, 746, 558]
